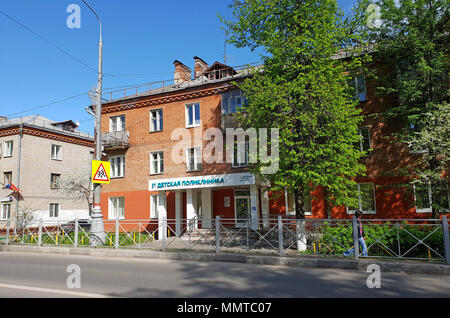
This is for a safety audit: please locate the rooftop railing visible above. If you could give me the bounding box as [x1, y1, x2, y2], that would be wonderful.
[102, 62, 263, 102]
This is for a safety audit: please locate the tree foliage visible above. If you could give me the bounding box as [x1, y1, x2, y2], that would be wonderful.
[221, 0, 372, 218]
[370, 0, 449, 217]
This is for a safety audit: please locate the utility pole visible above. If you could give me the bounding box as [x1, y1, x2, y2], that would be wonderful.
[82, 0, 106, 245]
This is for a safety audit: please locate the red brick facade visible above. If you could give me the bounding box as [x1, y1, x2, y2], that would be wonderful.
[98, 59, 441, 225]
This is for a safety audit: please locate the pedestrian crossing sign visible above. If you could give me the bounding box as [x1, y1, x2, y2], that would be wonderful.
[92, 160, 110, 184]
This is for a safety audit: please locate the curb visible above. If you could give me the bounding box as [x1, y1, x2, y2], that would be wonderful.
[1, 244, 449, 275]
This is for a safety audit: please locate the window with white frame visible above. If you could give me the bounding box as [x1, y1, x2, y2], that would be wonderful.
[150, 152, 164, 175]
[51, 144, 62, 160]
[150, 109, 163, 132]
[185, 103, 200, 128]
[232, 140, 249, 167]
[110, 155, 125, 178]
[110, 115, 125, 132]
[414, 182, 450, 213]
[1, 203, 11, 220]
[285, 189, 312, 216]
[347, 183, 376, 214]
[109, 197, 125, 219]
[186, 147, 201, 172]
[150, 194, 158, 219]
[4, 141, 13, 157]
[49, 203, 59, 218]
[357, 126, 372, 156]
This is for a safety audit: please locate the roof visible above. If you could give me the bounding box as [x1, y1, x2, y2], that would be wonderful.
[205, 61, 238, 75]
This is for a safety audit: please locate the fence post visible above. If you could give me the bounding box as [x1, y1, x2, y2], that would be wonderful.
[352, 216, 359, 260]
[442, 215, 450, 265]
[5, 219, 10, 245]
[138, 222, 142, 249]
[278, 216, 284, 257]
[38, 219, 42, 247]
[162, 217, 166, 252]
[74, 218, 79, 247]
[215, 216, 220, 254]
[115, 218, 119, 249]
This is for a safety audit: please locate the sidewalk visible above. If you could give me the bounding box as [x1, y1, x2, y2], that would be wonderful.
[1, 244, 449, 276]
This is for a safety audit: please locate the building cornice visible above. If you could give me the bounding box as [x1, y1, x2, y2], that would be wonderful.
[101, 83, 236, 115]
[0, 125, 93, 148]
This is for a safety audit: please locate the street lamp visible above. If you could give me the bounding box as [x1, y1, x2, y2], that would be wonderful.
[82, 0, 105, 245]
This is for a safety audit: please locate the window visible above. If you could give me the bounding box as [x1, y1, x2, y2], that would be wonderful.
[186, 147, 202, 172]
[185, 103, 200, 128]
[222, 91, 248, 115]
[150, 152, 164, 175]
[357, 127, 372, 156]
[150, 194, 158, 219]
[150, 109, 163, 132]
[110, 115, 125, 132]
[4, 141, 13, 157]
[1, 204, 11, 220]
[349, 75, 367, 102]
[110, 155, 125, 178]
[51, 144, 62, 160]
[347, 183, 376, 214]
[232, 140, 249, 167]
[414, 182, 450, 213]
[285, 190, 312, 216]
[49, 203, 59, 218]
[109, 197, 125, 219]
[50, 174, 61, 189]
[3, 172, 12, 186]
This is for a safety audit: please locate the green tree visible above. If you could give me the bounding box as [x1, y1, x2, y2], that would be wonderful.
[221, 0, 372, 218]
[370, 0, 449, 218]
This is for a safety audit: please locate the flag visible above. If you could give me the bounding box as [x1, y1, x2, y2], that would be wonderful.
[6, 183, 20, 192]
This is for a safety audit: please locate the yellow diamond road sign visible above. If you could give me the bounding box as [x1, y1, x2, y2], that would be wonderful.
[92, 160, 110, 184]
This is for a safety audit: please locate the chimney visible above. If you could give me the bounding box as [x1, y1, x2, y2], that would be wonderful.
[173, 60, 192, 85]
[193, 56, 208, 79]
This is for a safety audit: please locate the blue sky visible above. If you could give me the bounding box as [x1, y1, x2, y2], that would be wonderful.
[0, 0, 356, 135]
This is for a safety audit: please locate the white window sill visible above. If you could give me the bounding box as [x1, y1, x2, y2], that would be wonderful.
[186, 124, 200, 129]
[415, 208, 432, 213]
[150, 172, 164, 176]
[287, 211, 312, 216]
[347, 210, 376, 215]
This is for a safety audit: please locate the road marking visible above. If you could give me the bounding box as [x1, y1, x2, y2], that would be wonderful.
[0, 282, 112, 298]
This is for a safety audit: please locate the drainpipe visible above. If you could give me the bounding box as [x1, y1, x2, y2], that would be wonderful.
[15, 115, 39, 230]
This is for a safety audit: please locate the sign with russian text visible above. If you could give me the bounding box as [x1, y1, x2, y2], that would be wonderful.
[149, 173, 255, 191]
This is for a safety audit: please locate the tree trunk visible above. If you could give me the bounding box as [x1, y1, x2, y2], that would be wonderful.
[294, 185, 305, 219]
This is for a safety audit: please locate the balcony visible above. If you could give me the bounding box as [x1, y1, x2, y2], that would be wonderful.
[101, 130, 129, 150]
[220, 113, 248, 131]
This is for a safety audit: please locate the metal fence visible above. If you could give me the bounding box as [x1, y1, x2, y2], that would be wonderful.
[1, 216, 449, 264]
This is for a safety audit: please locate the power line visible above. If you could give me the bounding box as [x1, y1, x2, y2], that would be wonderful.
[0, 9, 100, 74]
[5, 92, 88, 117]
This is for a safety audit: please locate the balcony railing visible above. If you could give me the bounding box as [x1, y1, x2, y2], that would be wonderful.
[101, 130, 129, 150]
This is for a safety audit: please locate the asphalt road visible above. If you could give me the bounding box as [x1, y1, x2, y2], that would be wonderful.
[0, 251, 449, 298]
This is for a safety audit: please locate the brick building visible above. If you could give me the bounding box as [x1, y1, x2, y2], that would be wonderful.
[0, 115, 94, 225]
[97, 57, 448, 233]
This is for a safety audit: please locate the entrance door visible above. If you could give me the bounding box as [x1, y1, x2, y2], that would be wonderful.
[234, 190, 251, 228]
